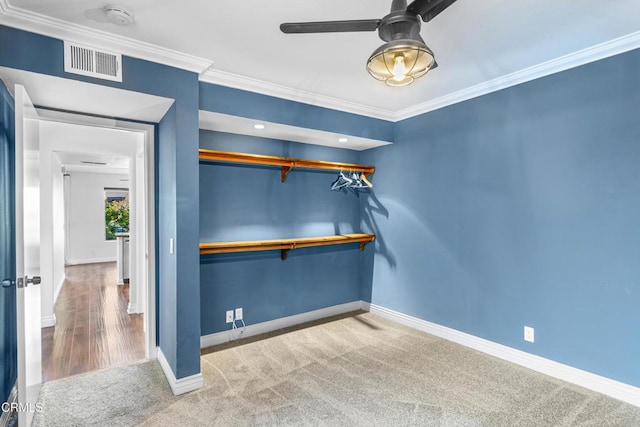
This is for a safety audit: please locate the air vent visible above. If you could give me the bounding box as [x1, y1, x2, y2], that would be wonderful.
[64, 41, 122, 82]
[81, 161, 108, 166]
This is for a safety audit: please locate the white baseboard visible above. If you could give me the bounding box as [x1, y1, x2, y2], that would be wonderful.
[53, 274, 65, 305]
[156, 347, 203, 396]
[41, 314, 56, 328]
[368, 303, 640, 408]
[66, 257, 116, 266]
[201, 300, 364, 349]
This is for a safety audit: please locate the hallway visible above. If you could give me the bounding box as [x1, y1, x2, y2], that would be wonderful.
[41, 262, 145, 382]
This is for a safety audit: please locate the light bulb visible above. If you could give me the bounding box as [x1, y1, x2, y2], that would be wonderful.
[391, 55, 407, 82]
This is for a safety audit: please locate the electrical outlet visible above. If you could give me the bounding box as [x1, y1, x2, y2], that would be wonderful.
[524, 326, 535, 343]
[235, 307, 243, 321]
[226, 310, 234, 324]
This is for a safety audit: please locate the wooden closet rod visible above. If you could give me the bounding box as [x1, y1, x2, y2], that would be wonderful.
[200, 233, 375, 260]
[199, 149, 375, 183]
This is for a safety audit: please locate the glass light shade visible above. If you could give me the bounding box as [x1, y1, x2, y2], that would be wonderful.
[366, 40, 435, 87]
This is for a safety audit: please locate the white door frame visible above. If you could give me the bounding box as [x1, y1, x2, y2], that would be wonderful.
[36, 108, 157, 360]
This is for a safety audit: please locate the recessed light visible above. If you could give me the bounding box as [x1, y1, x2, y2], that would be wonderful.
[338, 137, 348, 143]
[253, 124, 265, 130]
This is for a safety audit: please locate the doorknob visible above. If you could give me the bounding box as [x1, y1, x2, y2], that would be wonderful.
[25, 276, 41, 286]
[2, 279, 15, 288]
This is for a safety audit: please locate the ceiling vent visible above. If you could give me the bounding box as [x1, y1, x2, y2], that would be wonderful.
[81, 161, 108, 166]
[64, 41, 122, 82]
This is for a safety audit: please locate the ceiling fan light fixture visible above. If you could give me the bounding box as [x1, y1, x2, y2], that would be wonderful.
[366, 39, 435, 87]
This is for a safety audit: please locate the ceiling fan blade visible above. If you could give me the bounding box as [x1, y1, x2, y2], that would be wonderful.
[407, 0, 457, 22]
[280, 19, 381, 34]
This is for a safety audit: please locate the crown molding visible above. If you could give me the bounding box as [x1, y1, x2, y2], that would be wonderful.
[200, 68, 397, 122]
[0, 1, 212, 73]
[396, 30, 640, 121]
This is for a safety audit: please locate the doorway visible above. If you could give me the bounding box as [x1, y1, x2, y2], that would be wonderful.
[0, 68, 173, 424]
[34, 111, 157, 381]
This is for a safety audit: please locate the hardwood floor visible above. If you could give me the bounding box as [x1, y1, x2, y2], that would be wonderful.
[42, 262, 145, 382]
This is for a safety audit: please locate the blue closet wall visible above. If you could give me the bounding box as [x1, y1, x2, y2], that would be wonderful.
[0, 81, 17, 404]
[199, 131, 365, 335]
[360, 48, 640, 387]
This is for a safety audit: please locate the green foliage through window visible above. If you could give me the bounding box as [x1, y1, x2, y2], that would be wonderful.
[105, 195, 129, 240]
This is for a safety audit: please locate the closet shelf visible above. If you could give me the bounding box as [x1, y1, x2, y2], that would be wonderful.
[199, 149, 375, 183]
[200, 233, 375, 260]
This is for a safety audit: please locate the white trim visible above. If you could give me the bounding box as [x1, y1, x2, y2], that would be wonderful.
[157, 347, 203, 396]
[0, 2, 211, 73]
[53, 273, 64, 305]
[199, 69, 396, 122]
[201, 301, 364, 349]
[395, 30, 640, 121]
[66, 256, 115, 265]
[41, 314, 55, 328]
[368, 303, 640, 408]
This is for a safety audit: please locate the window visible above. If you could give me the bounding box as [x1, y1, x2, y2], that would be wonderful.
[105, 188, 129, 240]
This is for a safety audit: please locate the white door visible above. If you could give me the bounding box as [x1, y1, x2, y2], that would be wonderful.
[15, 84, 42, 426]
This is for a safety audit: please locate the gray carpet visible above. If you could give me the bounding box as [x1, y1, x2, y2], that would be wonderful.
[33, 312, 640, 426]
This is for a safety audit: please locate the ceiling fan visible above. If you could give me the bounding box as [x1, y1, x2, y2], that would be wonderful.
[280, 0, 458, 86]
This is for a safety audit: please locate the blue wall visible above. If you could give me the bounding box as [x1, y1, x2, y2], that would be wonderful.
[361, 48, 640, 387]
[200, 131, 365, 335]
[0, 81, 17, 404]
[0, 25, 201, 379]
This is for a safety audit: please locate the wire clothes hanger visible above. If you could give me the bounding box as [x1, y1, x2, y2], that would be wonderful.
[331, 170, 353, 191]
[330, 170, 372, 191]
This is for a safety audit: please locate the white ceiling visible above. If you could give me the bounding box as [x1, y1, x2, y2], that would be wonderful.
[40, 119, 141, 176]
[3, 0, 640, 119]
